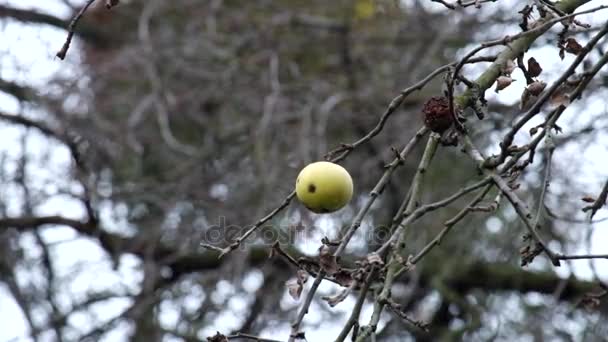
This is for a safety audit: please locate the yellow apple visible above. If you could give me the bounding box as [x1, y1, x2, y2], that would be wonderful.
[295, 161, 353, 213]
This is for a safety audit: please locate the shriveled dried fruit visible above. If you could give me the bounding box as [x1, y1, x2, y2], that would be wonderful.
[422, 96, 453, 133]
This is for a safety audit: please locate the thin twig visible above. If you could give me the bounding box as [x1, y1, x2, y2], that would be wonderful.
[431, 0, 456, 9]
[448, 4, 608, 128]
[484, 20, 608, 168]
[335, 127, 428, 257]
[56, 0, 97, 60]
[227, 332, 284, 342]
[203, 60, 458, 258]
[555, 254, 608, 261]
[463, 136, 560, 265]
[325, 63, 449, 162]
[288, 274, 323, 342]
[532, 132, 555, 229]
[210, 192, 296, 258]
[288, 127, 429, 341]
[408, 183, 494, 265]
[334, 268, 377, 342]
[583, 179, 608, 219]
[356, 134, 440, 342]
[385, 299, 429, 332]
[375, 176, 492, 256]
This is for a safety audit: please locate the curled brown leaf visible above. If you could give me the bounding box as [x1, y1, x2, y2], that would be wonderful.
[495, 76, 514, 93]
[565, 38, 583, 55]
[527, 57, 542, 78]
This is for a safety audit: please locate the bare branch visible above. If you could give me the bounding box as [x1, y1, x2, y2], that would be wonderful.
[582, 179, 608, 219]
[56, 0, 99, 60]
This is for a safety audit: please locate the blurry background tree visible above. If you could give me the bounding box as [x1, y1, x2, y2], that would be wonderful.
[0, 0, 607, 341]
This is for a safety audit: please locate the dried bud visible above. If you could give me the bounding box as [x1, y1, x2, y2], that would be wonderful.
[422, 96, 453, 133]
[495, 76, 514, 93]
[207, 332, 228, 342]
[527, 57, 542, 78]
[529, 126, 538, 136]
[581, 196, 596, 203]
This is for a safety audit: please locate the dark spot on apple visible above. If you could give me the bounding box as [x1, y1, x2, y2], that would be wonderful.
[308, 183, 316, 193]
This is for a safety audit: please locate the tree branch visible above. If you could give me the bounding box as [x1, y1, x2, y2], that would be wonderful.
[0, 4, 104, 42]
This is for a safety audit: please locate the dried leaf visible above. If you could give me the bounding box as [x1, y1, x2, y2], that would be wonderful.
[527, 81, 547, 96]
[286, 278, 304, 300]
[527, 57, 542, 78]
[520, 242, 543, 266]
[333, 270, 354, 287]
[549, 91, 571, 109]
[286, 270, 309, 301]
[502, 59, 516, 75]
[581, 296, 601, 310]
[581, 196, 596, 203]
[565, 38, 583, 55]
[297, 269, 309, 284]
[578, 288, 606, 311]
[366, 253, 384, 266]
[495, 76, 513, 93]
[520, 81, 546, 110]
[269, 242, 279, 259]
[322, 288, 351, 307]
[518, 5, 532, 31]
[519, 88, 536, 111]
[319, 245, 339, 275]
[207, 332, 228, 342]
